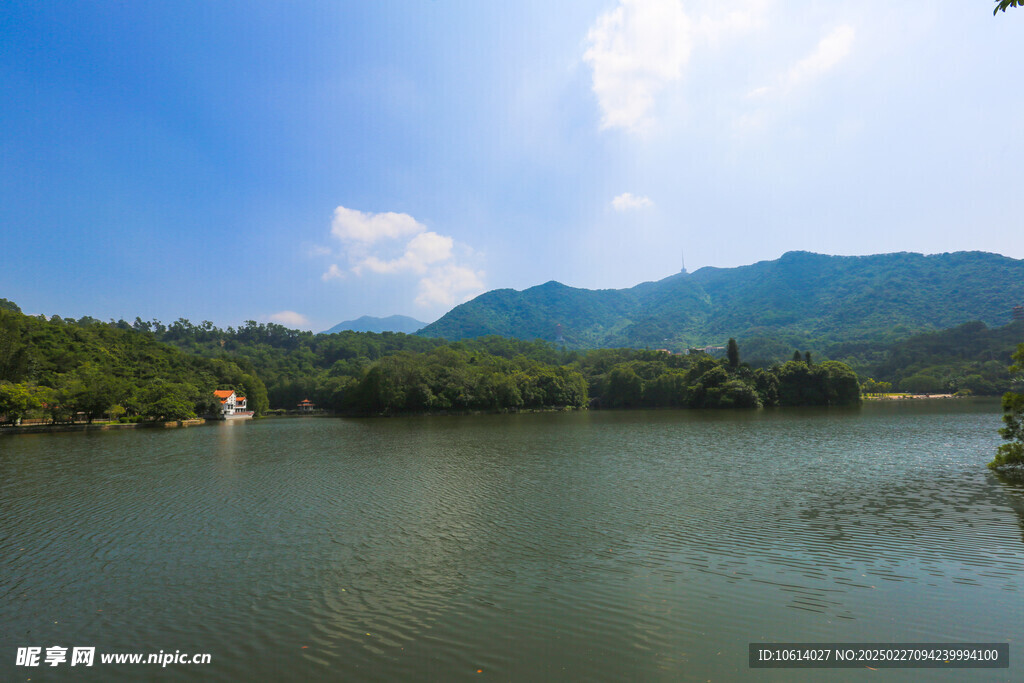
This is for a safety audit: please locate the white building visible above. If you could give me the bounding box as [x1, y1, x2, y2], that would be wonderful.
[213, 390, 253, 419]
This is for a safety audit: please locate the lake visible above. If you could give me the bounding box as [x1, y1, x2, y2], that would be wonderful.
[2, 400, 1021, 681]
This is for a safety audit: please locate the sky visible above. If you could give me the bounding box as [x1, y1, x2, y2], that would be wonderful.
[2, 1, 1023, 332]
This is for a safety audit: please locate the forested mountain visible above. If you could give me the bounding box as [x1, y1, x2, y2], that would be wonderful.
[322, 315, 426, 334]
[5, 249, 1020, 425]
[418, 251, 1024, 349]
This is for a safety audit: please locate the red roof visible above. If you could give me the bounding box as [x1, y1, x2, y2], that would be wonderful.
[213, 390, 234, 399]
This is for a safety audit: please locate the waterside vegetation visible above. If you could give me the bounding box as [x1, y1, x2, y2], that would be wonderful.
[4, 288, 1020, 427]
[0, 301, 266, 424]
[989, 343, 1024, 472]
[1, 299, 868, 424]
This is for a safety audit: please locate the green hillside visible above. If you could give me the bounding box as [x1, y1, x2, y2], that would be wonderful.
[0, 306, 267, 422]
[864, 319, 1024, 394]
[418, 251, 1024, 349]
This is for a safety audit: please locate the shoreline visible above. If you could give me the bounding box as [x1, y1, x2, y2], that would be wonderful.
[863, 393, 961, 401]
[0, 418, 207, 436]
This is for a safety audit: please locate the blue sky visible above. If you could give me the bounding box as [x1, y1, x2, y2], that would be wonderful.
[3, 1, 1023, 331]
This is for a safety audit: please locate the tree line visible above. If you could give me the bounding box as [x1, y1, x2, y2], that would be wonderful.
[0, 304, 266, 424]
[990, 342, 1024, 472]
[1, 301, 863, 424]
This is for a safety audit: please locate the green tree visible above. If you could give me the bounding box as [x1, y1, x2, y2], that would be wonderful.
[727, 338, 740, 368]
[62, 363, 126, 423]
[777, 361, 826, 406]
[860, 378, 892, 395]
[137, 381, 201, 421]
[899, 373, 944, 394]
[753, 368, 779, 406]
[0, 382, 42, 424]
[0, 310, 32, 382]
[718, 379, 760, 408]
[605, 365, 643, 408]
[989, 344, 1024, 470]
[818, 361, 861, 406]
[237, 373, 269, 415]
[995, 0, 1022, 15]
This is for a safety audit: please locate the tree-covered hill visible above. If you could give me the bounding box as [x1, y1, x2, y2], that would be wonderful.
[418, 251, 1024, 349]
[0, 307, 267, 423]
[742, 319, 1024, 396]
[9, 311, 854, 415]
[145, 317, 861, 413]
[864, 320, 1024, 395]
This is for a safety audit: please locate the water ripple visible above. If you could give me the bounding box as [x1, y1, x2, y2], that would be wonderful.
[1, 402, 1022, 681]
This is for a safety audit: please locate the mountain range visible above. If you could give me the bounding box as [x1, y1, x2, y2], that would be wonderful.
[417, 251, 1024, 350]
[323, 315, 427, 335]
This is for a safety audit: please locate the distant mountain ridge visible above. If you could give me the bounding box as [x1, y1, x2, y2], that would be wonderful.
[323, 315, 426, 335]
[417, 251, 1024, 349]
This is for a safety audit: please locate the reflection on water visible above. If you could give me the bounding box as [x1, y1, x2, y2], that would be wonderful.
[1, 401, 1021, 681]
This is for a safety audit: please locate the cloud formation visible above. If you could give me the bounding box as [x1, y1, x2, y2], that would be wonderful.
[583, 1, 855, 133]
[321, 263, 345, 281]
[583, 0, 694, 132]
[738, 24, 855, 133]
[322, 205, 484, 310]
[269, 310, 309, 327]
[612, 192, 654, 211]
[356, 231, 453, 275]
[416, 264, 485, 308]
[331, 206, 426, 243]
[783, 25, 855, 91]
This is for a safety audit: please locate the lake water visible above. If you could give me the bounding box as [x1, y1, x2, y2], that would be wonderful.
[2, 400, 1022, 681]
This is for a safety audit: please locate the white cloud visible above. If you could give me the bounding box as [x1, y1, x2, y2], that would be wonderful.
[583, 2, 858, 134]
[612, 192, 654, 211]
[357, 231, 454, 275]
[751, 25, 856, 99]
[583, 0, 769, 133]
[320, 205, 485, 311]
[783, 25, 855, 90]
[268, 310, 309, 327]
[583, 0, 694, 132]
[415, 264, 486, 308]
[331, 205, 426, 244]
[321, 263, 345, 281]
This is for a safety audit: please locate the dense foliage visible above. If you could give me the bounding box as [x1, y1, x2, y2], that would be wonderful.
[989, 344, 1024, 471]
[144, 318, 860, 412]
[863, 320, 1024, 395]
[142, 318, 572, 411]
[817, 320, 1021, 396]
[0, 308, 266, 423]
[9, 285, 1022, 428]
[995, 0, 1022, 15]
[337, 347, 588, 414]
